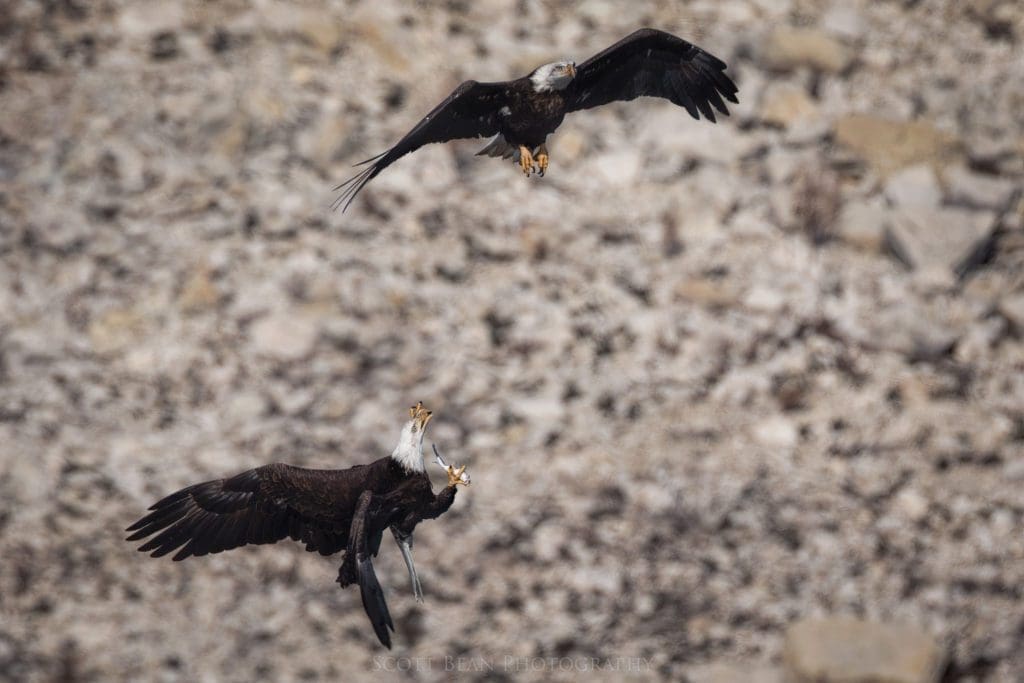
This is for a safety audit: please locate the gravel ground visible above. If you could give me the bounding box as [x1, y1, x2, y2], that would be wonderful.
[2, 1, 1023, 681]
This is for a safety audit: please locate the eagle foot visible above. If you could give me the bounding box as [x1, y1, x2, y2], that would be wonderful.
[337, 556, 357, 588]
[433, 444, 471, 487]
[518, 145, 535, 177]
[446, 464, 469, 487]
[536, 147, 549, 177]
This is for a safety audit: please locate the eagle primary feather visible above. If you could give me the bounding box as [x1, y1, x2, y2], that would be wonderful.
[332, 80, 510, 211]
[566, 28, 738, 119]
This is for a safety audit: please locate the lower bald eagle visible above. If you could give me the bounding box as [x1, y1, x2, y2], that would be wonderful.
[125, 403, 470, 649]
[333, 28, 739, 211]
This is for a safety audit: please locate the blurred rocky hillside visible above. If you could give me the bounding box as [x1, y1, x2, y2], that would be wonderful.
[1, 1, 1022, 681]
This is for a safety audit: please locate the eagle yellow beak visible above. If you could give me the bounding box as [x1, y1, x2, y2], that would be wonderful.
[410, 401, 433, 427]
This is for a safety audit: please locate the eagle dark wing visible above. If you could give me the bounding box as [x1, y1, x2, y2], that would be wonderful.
[333, 80, 510, 212]
[565, 28, 739, 121]
[125, 463, 360, 561]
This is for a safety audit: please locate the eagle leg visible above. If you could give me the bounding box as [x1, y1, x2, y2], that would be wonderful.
[391, 529, 424, 603]
[518, 145, 535, 177]
[536, 144, 549, 177]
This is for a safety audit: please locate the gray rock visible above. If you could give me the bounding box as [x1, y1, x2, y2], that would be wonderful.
[885, 206, 995, 273]
[590, 148, 642, 186]
[297, 100, 352, 171]
[117, 4, 186, 36]
[29, 210, 93, 252]
[944, 165, 1019, 210]
[895, 488, 930, 523]
[832, 297, 962, 358]
[822, 5, 869, 40]
[752, 415, 799, 450]
[783, 617, 945, 683]
[966, 136, 1024, 177]
[249, 312, 320, 360]
[999, 292, 1024, 330]
[687, 662, 784, 683]
[884, 165, 942, 209]
[836, 197, 890, 253]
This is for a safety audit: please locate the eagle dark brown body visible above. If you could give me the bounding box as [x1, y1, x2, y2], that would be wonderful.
[501, 82, 568, 149]
[126, 403, 469, 649]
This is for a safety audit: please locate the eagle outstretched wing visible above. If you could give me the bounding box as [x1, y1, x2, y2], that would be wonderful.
[566, 28, 739, 121]
[125, 464, 360, 561]
[333, 80, 510, 212]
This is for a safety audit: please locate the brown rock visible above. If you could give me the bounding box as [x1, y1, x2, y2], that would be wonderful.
[178, 268, 220, 314]
[675, 278, 741, 308]
[297, 17, 343, 53]
[89, 309, 147, 354]
[298, 100, 351, 170]
[761, 27, 853, 74]
[834, 115, 961, 177]
[760, 83, 819, 128]
[784, 617, 945, 683]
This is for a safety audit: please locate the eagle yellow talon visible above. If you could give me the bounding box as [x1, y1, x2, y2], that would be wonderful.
[518, 145, 535, 177]
[536, 147, 549, 177]
[433, 444, 470, 487]
[446, 464, 469, 487]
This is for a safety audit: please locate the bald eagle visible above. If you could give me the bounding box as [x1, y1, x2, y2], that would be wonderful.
[125, 403, 470, 649]
[333, 28, 739, 211]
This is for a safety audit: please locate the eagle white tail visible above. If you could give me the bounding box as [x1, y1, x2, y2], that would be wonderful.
[475, 134, 519, 160]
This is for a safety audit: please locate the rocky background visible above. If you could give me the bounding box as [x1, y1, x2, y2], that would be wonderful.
[2, 1, 1023, 681]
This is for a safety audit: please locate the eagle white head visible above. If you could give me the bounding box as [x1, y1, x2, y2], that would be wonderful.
[391, 402, 432, 472]
[530, 60, 577, 92]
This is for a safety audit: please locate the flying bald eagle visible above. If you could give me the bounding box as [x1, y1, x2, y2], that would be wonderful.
[333, 28, 739, 211]
[126, 403, 470, 649]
